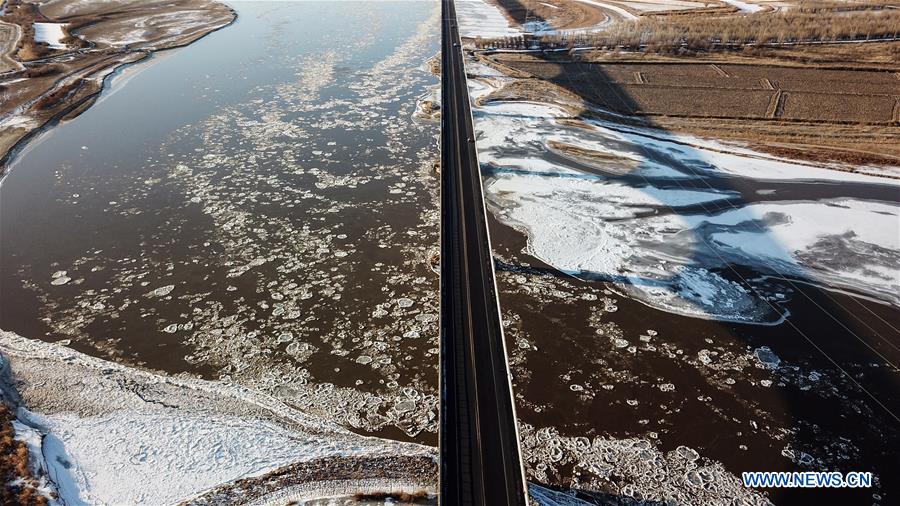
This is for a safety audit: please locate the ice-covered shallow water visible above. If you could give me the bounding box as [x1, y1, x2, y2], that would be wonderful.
[0, 330, 437, 505]
[1, 1, 442, 441]
[468, 72, 900, 323]
[465, 56, 900, 503]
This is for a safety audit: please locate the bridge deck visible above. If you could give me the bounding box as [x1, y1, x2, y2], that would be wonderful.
[438, 1, 527, 504]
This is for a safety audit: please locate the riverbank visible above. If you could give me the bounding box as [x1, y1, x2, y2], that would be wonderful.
[0, 0, 236, 177]
[0, 330, 437, 504]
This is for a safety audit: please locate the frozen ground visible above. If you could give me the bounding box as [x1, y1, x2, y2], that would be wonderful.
[0, 330, 436, 505]
[456, 0, 616, 37]
[466, 61, 900, 323]
[617, 0, 719, 13]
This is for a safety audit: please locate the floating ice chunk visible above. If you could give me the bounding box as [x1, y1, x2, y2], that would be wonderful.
[675, 445, 700, 462]
[685, 469, 708, 487]
[396, 298, 414, 308]
[754, 346, 781, 370]
[147, 285, 175, 297]
[395, 400, 416, 413]
[163, 324, 178, 333]
[51, 274, 72, 286]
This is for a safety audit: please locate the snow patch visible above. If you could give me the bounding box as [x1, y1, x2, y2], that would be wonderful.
[467, 59, 900, 323]
[456, 0, 522, 38]
[33, 23, 68, 49]
[721, 0, 763, 13]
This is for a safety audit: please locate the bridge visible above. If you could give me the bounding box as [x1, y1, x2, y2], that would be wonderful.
[438, 0, 528, 504]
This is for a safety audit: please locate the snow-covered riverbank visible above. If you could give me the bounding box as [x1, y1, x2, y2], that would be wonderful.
[466, 59, 900, 323]
[0, 331, 436, 505]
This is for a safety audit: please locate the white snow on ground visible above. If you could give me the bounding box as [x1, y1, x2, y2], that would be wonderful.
[33, 22, 68, 49]
[575, 0, 639, 20]
[603, 125, 900, 184]
[0, 113, 39, 130]
[467, 61, 900, 323]
[1, 331, 434, 506]
[18, 409, 358, 506]
[655, 199, 900, 306]
[454, 0, 615, 38]
[456, 0, 522, 38]
[618, 0, 717, 13]
[721, 0, 763, 13]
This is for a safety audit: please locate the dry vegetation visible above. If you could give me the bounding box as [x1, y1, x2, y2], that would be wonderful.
[478, 4, 900, 53]
[2, 0, 52, 61]
[795, 0, 897, 13]
[472, 1, 899, 170]
[0, 405, 47, 506]
[594, 9, 899, 53]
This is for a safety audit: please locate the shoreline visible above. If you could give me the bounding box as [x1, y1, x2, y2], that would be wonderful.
[0, 329, 438, 504]
[0, 0, 238, 180]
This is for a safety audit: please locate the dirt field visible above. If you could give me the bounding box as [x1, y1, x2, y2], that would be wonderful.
[0, 20, 22, 73]
[479, 51, 900, 167]
[492, 0, 609, 29]
[493, 54, 899, 123]
[0, 0, 235, 174]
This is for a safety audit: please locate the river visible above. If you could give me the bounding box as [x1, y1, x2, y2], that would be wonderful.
[0, 0, 442, 444]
